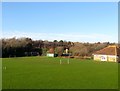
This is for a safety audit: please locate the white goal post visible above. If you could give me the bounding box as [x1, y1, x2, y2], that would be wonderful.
[59, 58, 70, 64]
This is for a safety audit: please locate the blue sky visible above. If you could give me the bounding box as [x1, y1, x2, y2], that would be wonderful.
[2, 2, 118, 42]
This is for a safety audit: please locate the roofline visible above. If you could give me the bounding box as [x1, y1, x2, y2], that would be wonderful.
[93, 45, 120, 55]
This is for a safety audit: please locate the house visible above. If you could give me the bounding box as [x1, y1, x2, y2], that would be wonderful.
[46, 48, 55, 57]
[93, 45, 120, 62]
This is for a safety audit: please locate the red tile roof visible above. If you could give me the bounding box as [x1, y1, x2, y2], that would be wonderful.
[47, 48, 54, 53]
[94, 45, 120, 56]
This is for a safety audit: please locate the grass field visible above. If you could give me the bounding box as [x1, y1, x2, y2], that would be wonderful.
[2, 56, 118, 89]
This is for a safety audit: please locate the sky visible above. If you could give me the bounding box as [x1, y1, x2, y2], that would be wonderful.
[2, 2, 118, 43]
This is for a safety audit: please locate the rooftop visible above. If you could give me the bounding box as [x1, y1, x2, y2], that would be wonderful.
[94, 45, 120, 56]
[47, 48, 54, 53]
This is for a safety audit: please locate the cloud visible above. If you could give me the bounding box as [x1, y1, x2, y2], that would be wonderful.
[2, 30, 117, 43]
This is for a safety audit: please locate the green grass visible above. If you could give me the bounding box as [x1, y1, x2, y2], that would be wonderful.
[2, 56, 118, 89]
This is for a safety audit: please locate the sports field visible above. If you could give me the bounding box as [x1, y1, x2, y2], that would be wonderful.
[2, 56, 118, 89]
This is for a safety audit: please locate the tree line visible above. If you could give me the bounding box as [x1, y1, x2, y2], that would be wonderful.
[0, 37, 115, 58]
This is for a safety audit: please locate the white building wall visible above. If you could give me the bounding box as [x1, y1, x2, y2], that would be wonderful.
[100, 55, 107, 61]
[47, 53, 54, 57]
[93, 54, 117, 62]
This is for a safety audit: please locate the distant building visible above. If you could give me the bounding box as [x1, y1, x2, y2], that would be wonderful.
[93, 45, 120, 62]
[46, 48, 55, 57]
[46, 48, 58, 57]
